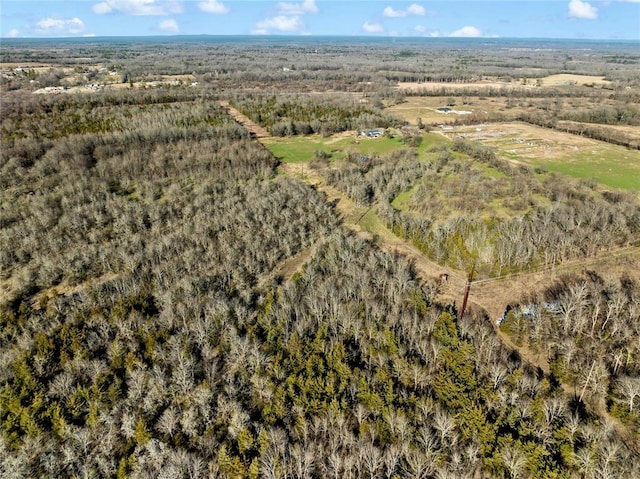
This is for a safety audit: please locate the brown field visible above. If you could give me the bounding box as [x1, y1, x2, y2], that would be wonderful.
[538, 73, 611, 86]
[1, 62, 58, 69]
[438, 121, 640, 190]
[438, 121, 639, 160]
[387, 95, 631, 128]
[397, 80, 516, 92]
[396, 74, 611, 92]
[388, 96, 500, 124]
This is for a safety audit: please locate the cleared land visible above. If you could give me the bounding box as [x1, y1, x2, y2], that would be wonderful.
[263, 134, 407, 163]
[538, 73, 612, 86]
[396, 74, 612, 92]
[397, 80, 516, 92]
[442, 121, 640, 190]
[387, 95, 634, 127]
[388, 96, 640, 191]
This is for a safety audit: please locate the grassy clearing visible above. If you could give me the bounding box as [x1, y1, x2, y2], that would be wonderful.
[387, 96, 533, 126]
[440, 122, 640, 191]
[358, 208, 383, 234]
[535, 152, 640, 191]
[263, 133, 407, 163]
[266, 123, 640, 193]
[538, 73, 611, 87]
[415, 133, 450, 159]
[391, 187, 416, 211]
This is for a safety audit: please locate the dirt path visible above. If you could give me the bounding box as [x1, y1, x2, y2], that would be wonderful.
[281, 162, 469, 298]
[219, 101, 270, 138]
[279, 163, 640, 323]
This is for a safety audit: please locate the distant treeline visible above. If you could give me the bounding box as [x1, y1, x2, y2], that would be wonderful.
[230, 93, 398, 137]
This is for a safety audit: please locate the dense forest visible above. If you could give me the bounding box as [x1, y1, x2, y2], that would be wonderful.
[1, 38, 639, 478]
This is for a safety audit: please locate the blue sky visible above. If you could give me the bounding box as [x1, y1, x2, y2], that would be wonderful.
[1, 0, 639, 40]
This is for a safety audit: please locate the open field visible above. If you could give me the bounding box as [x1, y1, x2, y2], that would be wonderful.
[388, 97, 640, 191]
[442, 121, 640, 190]
[387, 96, 498, 124]
[397, 80, 516, 92]
[387, 95, 637, 127]
[396, 74, 612, 92]
[263, 131, 448, 164]
[265, 121, 640, 191]
[538, 73, 612, 86]
[263, 133, 406, 163]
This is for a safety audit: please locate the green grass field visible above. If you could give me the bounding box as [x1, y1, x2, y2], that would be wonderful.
[485, 136, 640, 191]
[391, 187, 416, 211]
[528, 149, 640, 191]
[442, 123, 640, 192]
[263, 133, 406, 164]
[264, 129, 640, 192]
[264, 131, 450, 165]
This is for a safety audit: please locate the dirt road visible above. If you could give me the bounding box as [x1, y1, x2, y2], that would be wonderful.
[219, 101, 270, 138]
[280, 163, 640, 323]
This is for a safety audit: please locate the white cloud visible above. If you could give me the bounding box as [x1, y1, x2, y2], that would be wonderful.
[407, 4, 426, 16]
[7, 29, 20, 38]
[253, 15, 304, 34]
[568, 0, 598, 18]
[92, 0, 183, 16]
[92, 2, 113, 14]
[414, 25, 426, 33]
[362, 22, 384, 33]
[449, 25, 483, 37]
[383, 6, 406, 17]
[159, 19, 179, 32]
[35, 17, 86, 36]
[278, 0, 318, 15]
[383, 3, 426, 17]
[198, 0, 229, 14]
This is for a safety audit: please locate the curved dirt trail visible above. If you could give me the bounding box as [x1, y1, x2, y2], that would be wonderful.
[280, 163, 469, 299]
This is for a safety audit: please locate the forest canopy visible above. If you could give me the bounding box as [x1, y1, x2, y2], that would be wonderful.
[1, 37, 639, 478]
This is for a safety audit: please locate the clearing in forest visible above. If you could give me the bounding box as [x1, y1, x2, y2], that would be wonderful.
[538, 73, 612, 86]
[263, 134, 406, 163]
[396, 74, 611, 92]
[441, 122, 640, 190]
[396, 79, 516, 92]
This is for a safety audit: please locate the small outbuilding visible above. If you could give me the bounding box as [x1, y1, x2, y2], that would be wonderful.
[360, 129, 383, 138]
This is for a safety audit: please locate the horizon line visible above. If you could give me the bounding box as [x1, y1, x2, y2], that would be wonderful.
[2, 34, 639, 42]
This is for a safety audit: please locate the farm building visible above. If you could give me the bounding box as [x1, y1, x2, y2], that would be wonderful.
[359, 129, 383, 138]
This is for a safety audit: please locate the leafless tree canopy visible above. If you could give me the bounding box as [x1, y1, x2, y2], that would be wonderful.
[1, 37, 639, 478]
